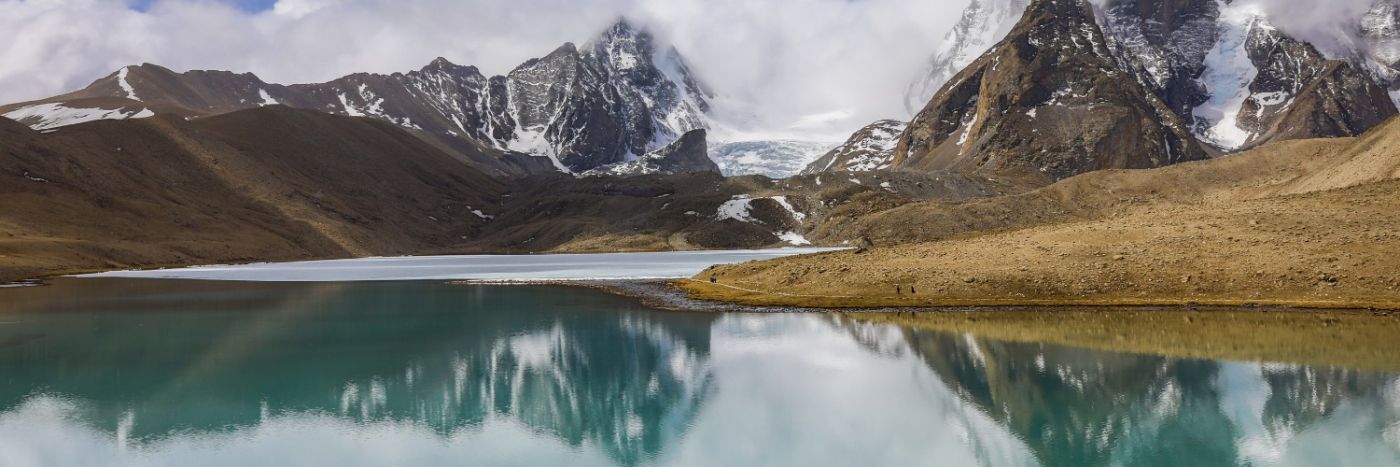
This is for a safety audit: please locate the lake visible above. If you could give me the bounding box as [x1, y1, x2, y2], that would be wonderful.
[1, 279, 1397, 466]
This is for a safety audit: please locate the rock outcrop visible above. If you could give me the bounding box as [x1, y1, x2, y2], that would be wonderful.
[584, 129, 719, 177]
[801, 119, 907, 174]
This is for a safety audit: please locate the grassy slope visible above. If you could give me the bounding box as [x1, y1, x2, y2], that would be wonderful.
[683, 119, 1400, 310]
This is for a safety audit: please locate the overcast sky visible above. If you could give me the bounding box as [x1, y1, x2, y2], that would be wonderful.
[0, 0, 971, 141]
[0, 0, 1384, 141]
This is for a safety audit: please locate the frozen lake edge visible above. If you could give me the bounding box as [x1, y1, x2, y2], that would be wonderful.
[75, 248, 844, 282]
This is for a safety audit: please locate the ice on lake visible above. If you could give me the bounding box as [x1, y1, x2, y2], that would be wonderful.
[77, 248, 841, 282]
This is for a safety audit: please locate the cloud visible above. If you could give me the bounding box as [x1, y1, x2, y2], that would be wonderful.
[7, 0, 1377, 141]
[0, 0, 967, 140]
[1233, 0, 1381, 58]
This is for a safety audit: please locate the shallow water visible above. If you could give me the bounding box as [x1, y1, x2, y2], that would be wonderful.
[0, 280, 1398, 466]
[76, 248, 842, 282]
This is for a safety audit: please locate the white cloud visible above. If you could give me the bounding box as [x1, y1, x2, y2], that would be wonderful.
[1235, 0, 1380, 58]
[3, 0, 1377, 141]
[0, 0, 968, 140]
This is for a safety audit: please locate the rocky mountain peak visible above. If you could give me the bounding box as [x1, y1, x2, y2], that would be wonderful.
[1362, 0, 1400, 87]
[1189, 0, 1397, 149]
[905, 0, 1029, 114]
[1097, 0, 1221, 120]
[892, 0, 1206, 184]
[419, 57, 482, 78]
[0, 17, 719, 178]
[493, 19, 713, 173]
[801, 119, 907, 175]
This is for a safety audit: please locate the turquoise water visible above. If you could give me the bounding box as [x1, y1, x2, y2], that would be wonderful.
[0, 280, 1397, 466]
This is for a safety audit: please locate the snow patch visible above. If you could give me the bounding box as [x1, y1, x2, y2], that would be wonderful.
[770, 196, 806, 222]
[3, 104, 154, 131]
[777, 231, 812, 246]
[716, 195, 806, 224]
[716, 196, 759, 223]
[468, 207, 494, 220]
[117, 67, 141, 102]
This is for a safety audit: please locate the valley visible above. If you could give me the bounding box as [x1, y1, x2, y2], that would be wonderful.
[7, 1, 1400, 465]
[6, 0, 1400, 314]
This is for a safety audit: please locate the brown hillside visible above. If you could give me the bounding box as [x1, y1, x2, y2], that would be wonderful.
[684, 117, 1400, 309]
[0, 107, 503, 281]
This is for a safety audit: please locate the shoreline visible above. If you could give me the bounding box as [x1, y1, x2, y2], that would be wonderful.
[552, 279, 1400, 372]
[9, 274, 1400, 371]
[674, 279, 1400, 311]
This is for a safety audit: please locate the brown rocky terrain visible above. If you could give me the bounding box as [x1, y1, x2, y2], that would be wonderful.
[0, 106, 503, 282]
[462, 168, 1019, 253]
[682, 117, 1400, 310]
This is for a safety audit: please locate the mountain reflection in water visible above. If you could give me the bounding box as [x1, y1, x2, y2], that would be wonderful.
[0, 280, 1396, 466]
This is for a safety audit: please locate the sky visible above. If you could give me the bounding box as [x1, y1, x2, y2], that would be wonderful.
[0, 0, 1385, 141]
[0, 0, 969, 141]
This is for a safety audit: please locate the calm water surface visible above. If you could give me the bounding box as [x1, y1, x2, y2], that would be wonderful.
[0, 280, 1397, 466]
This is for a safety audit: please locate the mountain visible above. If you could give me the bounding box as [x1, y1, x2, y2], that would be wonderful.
[1123, 0, 1399, 150]
[801, 119, 907, 174]
[1096, 0, 1221, 122]
[1218, 12, 1395, 148]
[708, 140, 837, 178]
[582, 129, 719, 177]
[0, 19, 711, 177]
[685, 103, 1400, 310]
[892, 0, 1206, 185]
[501, 20, 712, 172]
[1361, 0, 1400, 91]
[888, 0, 1399, 163]
[904, 0, 1030, 114]
[0, 106, 504, 281]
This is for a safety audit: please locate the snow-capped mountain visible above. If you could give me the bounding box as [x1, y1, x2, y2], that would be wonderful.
[1094, 0, 1397, 151]
[879, 0, 1394, 169]
[500, 20, 712, 172]
[904, 0, 1029, 114]
[1096, 0, 1221, 121]
[709, 140, 837, 178]
[0, 19, 711, 177]
[1360, 1, 1400, 94]
[800, 119, 907, 175]
[1187, 2, 1394, 150]
[892, 0, 1205, 184]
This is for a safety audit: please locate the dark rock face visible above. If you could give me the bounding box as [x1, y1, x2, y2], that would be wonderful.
[0, 19, 710, 177]
[648, 130, 719, 175]
[583, 129, 719, 177]
[1235, 24, 1398, 147]
[502, 21, 711, 172]
[1097, 0, 1221, 122]
[1361, 0, 1400, 89]
[801, 119, 907, 174]
[1096, 0, 1397, 150]
[894, 0, 1206, 185]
